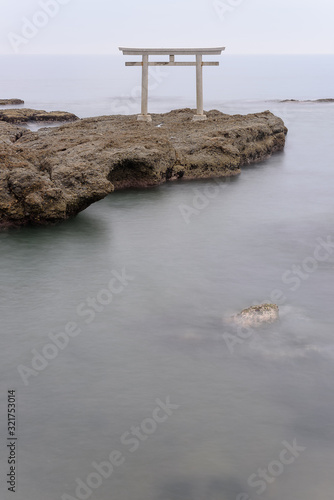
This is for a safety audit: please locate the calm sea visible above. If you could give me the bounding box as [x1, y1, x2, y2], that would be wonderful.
[0, 55, 334, 500]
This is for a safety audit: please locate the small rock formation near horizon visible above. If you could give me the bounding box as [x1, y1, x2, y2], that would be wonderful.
[232, 304, 279, 328]
[0, 108, 78, 124]
[0, 99, 24, 106]
[280, 98, 334, 103]
[0, 108, 287, 228]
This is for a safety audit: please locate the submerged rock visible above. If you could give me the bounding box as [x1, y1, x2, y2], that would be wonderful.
[232, 303, 279, 328]
[0, 99, 24, 106]
[0, 108, 78, 124]
[0, 108, 287, 227]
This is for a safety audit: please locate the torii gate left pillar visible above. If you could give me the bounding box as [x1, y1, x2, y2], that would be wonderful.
[119, 47, 225, 122]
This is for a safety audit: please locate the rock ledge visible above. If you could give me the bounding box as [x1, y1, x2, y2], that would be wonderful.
[0, 108, 287, 227]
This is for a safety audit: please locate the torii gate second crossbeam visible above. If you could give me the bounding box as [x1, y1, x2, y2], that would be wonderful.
[119, 47, 225, 122]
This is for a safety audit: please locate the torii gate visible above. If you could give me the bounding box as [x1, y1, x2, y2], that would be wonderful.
[119, 47, 225, 122]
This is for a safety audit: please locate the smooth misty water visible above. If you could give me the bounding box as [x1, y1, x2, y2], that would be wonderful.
[0, 56, 334, 500]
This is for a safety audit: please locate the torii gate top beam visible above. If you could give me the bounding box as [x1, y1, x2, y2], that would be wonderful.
[119, 47, 225, 56]
[119, 47, 225, 122]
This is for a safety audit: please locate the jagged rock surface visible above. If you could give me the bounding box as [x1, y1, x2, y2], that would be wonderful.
[0, 108, 287, 227]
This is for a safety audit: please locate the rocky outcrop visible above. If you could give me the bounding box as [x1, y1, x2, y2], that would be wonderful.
[0, 99, 24, 106]
[232, 304, 279, 328]
[0, 108, 287, 227]
[0, 108, 79, 124]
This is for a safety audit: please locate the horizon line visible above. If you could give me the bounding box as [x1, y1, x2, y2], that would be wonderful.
[0, 52, 334, 56]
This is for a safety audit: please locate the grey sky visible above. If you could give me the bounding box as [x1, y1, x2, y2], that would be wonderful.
[1, 0, 333, 55]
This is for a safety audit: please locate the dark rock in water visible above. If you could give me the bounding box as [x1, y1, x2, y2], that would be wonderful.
[0, 108, 287, 227]
[232, 303, 279, 328]
[0, 108, 79, 124]
[0, 99, 24, 106]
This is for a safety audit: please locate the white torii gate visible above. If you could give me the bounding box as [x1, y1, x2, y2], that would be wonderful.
[119, 47, 225, 122]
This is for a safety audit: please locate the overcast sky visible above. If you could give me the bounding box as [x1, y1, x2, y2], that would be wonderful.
[1, 0, 333, 55]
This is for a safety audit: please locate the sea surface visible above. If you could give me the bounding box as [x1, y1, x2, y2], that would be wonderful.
[0, 55, 334, 500]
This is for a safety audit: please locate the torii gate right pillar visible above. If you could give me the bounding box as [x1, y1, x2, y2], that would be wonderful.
[138, 54, 150, 122]
[194, 54, 206, 121]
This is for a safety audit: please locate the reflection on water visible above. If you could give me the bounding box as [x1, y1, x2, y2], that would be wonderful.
[1, 102, 334, 500]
